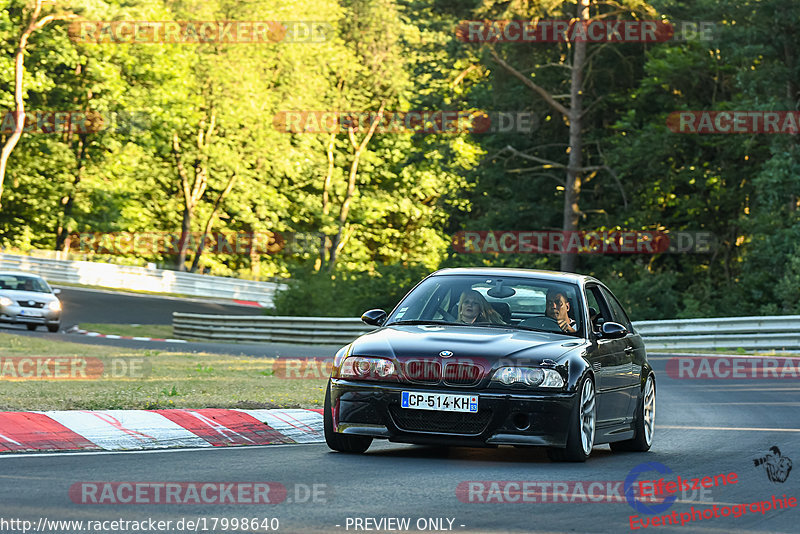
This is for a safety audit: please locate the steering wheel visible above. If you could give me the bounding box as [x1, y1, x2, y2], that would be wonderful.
[519, 316, 562, 332]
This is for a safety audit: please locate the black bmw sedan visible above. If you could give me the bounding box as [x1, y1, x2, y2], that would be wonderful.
[324, 268, 656, 462]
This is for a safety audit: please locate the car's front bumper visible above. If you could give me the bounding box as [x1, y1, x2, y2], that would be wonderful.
[0, 305, 60, 326]
[330, 378, 576, 448]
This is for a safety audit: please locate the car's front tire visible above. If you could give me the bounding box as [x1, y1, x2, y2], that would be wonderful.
[47, 323, 60, 333]
[26, 324, 37, 331]
[611, 374, 655, 453]
[324, 380, 372, 454]
[548, 375, 596, 462]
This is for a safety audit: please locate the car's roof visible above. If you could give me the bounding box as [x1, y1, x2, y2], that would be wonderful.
[0, 271, 46, 279]
[429, 267, 598, 285]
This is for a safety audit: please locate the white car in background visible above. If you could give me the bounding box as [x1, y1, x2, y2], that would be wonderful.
[0, 272, 62, 332]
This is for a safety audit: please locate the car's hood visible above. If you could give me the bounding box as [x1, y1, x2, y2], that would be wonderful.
[351, 324, 586, 364]
[0, 290, 57, 302]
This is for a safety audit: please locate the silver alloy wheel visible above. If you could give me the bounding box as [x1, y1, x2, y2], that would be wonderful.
[643, 375, 655, 446]
[580, 379, 596, 455]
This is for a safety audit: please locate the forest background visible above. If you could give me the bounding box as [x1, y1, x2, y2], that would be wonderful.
[1, 0, 798, 319]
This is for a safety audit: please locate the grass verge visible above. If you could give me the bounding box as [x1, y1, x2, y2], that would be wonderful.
[0, 333, 327, 411]
[79, 323, 175, 339]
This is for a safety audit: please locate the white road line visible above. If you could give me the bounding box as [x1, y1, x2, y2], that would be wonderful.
[659, 425, 800, 432]
[0, 442, 319, 459]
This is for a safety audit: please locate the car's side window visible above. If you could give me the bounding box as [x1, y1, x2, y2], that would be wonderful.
[600, 287, 633, 331]
[586, 285, 612, 330]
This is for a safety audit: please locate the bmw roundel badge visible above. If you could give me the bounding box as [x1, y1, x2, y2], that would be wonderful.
[439, 350, 454, 358]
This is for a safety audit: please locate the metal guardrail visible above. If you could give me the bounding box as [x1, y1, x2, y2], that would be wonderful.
[172, 313, 800, 349]
[634, 316, 800, 350]
[0, 253, 280, 305]
[173, 313, 371, 345]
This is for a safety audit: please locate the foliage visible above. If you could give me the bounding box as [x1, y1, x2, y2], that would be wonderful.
[1, 0, 799, 319]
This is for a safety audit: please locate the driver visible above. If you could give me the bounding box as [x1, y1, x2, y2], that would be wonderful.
[458, 290, 505, 325]
[546, 289, 576, 333]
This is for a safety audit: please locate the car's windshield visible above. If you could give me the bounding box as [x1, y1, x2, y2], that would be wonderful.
[0, 275, 51, 293]
[387, 274, 584, 337]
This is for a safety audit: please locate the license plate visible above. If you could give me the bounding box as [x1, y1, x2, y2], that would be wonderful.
[401, 391, 478, 413]
[19, 309, 42, 317]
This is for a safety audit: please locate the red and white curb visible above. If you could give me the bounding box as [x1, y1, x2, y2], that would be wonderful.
[67, 326, 187, 343]
[0, 409, 323, 452]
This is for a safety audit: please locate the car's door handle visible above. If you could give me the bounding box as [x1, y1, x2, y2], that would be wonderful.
[624, 347, 634, 354]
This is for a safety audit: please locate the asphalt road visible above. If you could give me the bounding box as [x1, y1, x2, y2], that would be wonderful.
[52, 286, 263, 325]
[1, 286, 345, 357]
[1, 355, 797, 533]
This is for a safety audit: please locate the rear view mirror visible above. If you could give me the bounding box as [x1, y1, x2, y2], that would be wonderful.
[361, 309, 387, 327]
[53, 288, 61, 295]
[487, 286, 515, 298]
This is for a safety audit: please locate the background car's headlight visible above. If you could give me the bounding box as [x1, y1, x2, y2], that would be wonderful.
[47, 300, 61, 312]
[491, 367, 564, 388]
[0, 296, 12, 306]
[340, 356, 397, 380]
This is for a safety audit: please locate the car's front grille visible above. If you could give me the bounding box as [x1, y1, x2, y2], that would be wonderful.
[389, 405, 492, 435]
[17, 301, 44, 309]
[443, 362, 482, 386]
[403, 360, 441, 385]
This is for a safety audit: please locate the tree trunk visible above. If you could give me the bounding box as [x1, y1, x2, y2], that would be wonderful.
[561, 0, 589, 273]
[190, 171, 237, 273]
[0, 2, 75, 210]
[172, 116, 214, 271]
[328, 102, 385, 271]
[55, 135, 88, 251]
[316, 132, 337, 271]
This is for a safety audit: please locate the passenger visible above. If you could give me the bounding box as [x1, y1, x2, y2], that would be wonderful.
[458, 289, 505, 325]
[546, 288, 577, 333]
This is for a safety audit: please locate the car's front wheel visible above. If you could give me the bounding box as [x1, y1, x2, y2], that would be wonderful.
[611, 374, 655, 452]
[47, 323, 60, 333]
[324, 380, 372, 454]
[548, 375, 596, 462]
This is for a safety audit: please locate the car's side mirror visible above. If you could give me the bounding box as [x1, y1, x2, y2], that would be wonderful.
[597, 321, 627, 339]
[361, 309, 387, 327]
[53, 288, 61, 295]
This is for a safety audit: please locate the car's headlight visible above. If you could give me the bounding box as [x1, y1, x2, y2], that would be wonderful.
[340, 356, 397, 380]
[0, 296, 12, 307]
[47, 300, 61, 312]
[491, 367, 564, 388]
